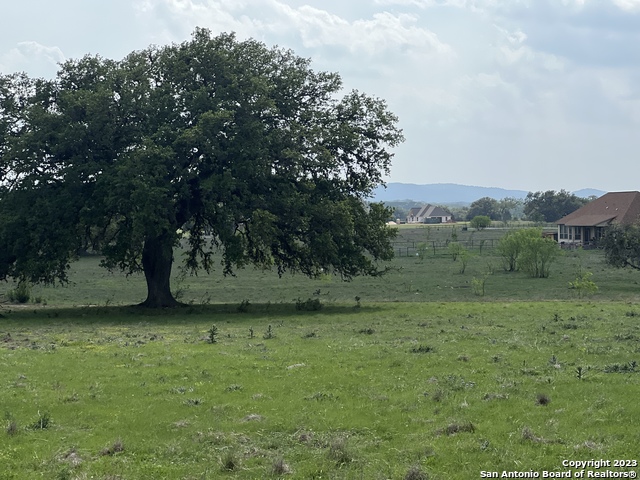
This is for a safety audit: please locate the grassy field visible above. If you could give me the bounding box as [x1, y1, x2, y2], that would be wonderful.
[1, 226, 639, 479]
[11, 225, 640, 307]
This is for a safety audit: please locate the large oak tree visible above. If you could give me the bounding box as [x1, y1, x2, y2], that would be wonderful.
[0, 29, 403, 307]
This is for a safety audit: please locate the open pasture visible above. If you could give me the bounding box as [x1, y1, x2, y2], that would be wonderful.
[1, 302, 639, 479]
[1, 226, 640, 478]
[13, 225, 640, 307]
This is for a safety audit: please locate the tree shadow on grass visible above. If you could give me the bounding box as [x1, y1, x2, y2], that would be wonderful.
[0, 302, 383, 326]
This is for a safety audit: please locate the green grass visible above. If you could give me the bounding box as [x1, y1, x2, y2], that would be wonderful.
[1, 227, 640, 478]
[7, 232, 640, 307]
[1, 302, 639, 479]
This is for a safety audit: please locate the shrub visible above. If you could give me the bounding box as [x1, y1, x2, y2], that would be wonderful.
[237, 299, 250, 313]
[519, 234, 560, 278]
[8, 280, 31, 304]
[569, 271, 598, 298]
[472, 274, 489, 296]
[296, 297, 322, 311]
[470, 215, 491, 231]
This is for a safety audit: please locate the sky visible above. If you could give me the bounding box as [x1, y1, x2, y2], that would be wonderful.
[2, 0, 640, 193]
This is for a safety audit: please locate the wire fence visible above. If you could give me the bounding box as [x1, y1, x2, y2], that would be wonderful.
[392, 239, 498, 257]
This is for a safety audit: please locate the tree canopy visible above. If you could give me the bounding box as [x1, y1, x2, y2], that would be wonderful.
[469, 215, 491, 230]
[466, 197, 500, 221]
[524, 190, 588, 222]
[600, 224, 640, 271]
[0, 29, 403, 307]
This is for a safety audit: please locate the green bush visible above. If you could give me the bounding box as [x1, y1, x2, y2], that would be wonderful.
[498, 228, 559, 277]
[470, 215, 491, 230]
[8, 280, 31, 304]
[296, 297, 322, 311]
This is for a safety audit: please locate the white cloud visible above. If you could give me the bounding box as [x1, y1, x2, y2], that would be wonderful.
[0, 41, 65, 77]
[611, 0, 640, 11]
[136, 0, 452, 58]
[271, 4, 451, 56]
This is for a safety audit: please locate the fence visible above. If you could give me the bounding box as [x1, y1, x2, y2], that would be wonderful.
[393, 239, 498, 257]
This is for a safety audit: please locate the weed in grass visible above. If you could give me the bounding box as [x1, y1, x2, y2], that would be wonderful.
[30, 411, 51, 430]
[432, 389, 446, 402]
[576, 366, 585, 379]
[60, 448, 83, 467]
[535, 393, 551, 406]
[297, 431, 314, 444]
[226, 384, 243, 392]
[411, 345, 435, 354]
[522, 427, 547, 443]
[4, 412, 18, 437]
[63, 392, 80, 403]
[272, 457, 292, 475]
[328, 436, 353, 465]
[443, 374, 475, 390]
[100, 438, 124, 456]
[359, 327, 375, 335]
[603, 361, 637, 373]
[220, 451, 239, 471]
[457, 354, 469, 362]
[404, 465, 429, 480]
[249, 327, 254, 339]
[264, 324, 274, 339]
[208, 324, 218, 344]
[184, 398, 203, 406]
[436, 421, 475, 436]
[306, 391, 338, 401]
[354, 296, 361, 308]
[303, 331, 316, 338]
[483, 393, 509, 401]
[242, 413, 264, 422]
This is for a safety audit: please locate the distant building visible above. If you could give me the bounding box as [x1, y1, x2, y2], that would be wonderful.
[556, 191, 640, 246]
[407, 205, 453, 224]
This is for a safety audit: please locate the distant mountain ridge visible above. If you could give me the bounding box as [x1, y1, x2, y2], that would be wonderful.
[372, 183, 605, 205]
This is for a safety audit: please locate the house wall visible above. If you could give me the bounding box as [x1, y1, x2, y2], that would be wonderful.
[557, 225, 605, 245]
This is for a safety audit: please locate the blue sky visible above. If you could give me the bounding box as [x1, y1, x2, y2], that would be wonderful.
[2, 0, 639, 192]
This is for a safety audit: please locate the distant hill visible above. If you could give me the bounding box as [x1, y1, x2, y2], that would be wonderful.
[574, 188, 607, 198]
[372, 183, 606, 204]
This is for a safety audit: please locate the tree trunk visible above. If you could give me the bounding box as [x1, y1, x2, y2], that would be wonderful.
[140, 233, 181, 308]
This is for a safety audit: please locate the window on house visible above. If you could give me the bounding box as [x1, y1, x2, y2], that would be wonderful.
[559, 225, 567, 240]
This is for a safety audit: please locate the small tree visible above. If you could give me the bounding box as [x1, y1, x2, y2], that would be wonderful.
[569, 271, 598, 298]
[472, 273, 489, 296]
[448, 242, 463, 261]
[417, 242, 429, 262]
[497, 229, 536, 272]
[459, 248, 471, 274]
[469, 215, 491, 231]
[519, 234, 560, 278]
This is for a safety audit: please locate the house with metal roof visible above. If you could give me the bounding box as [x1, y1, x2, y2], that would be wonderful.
[555, 191, 640, 246]
[407, 205, 453, 224]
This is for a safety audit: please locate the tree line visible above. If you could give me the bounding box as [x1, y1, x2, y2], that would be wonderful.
[389, 190, 592, 223]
